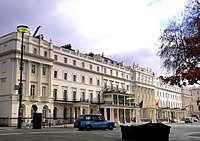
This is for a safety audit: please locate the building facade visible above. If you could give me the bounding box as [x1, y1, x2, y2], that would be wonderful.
[0, 32, 188, 126]
[189, 86, 200, 119]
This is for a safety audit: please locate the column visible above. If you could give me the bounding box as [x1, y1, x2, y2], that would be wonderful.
[104, 108, 107, 120]
[25, 61, 30, 97]
[136, 109, 140, 122]
[48, 66, 53, 99]
[111, 94, 114, 105]
[80, 106, 83, 115]
[117, 95, 119, 105]
[37, 63, 42, 98]
[124, 96, 125, 106]
[110, 108, 114, 122]
[123, 109, 126, 123]
[117, 109, 119, 123]
[87, 107, 90, 114]
[71, 107, 75, 119]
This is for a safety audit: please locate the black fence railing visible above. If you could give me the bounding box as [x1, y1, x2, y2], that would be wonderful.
[0, 117, 76, 127]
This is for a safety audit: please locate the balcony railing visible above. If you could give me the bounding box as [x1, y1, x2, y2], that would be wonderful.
[54, 98, 81, 103]
[103, 87, 128, 94]
[53, 98, 136, 107]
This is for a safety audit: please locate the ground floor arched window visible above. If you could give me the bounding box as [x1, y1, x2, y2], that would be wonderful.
[53, 107, 57, 119]
[42, 105, 48, 118]
[63, 107, 67, 119]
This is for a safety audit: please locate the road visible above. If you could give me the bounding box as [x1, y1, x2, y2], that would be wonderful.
[0, 123, 200, 141]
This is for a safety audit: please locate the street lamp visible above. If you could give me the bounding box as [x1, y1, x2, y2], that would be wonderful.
[17, 25, 30, 129]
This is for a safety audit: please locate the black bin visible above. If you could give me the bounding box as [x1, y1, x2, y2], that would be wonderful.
[33, 113, 42, 129]
[121, 122, 171, 141]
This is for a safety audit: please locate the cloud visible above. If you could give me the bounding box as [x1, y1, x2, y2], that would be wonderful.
[108, 48, 163, 75]
[0, 0, 188, 76]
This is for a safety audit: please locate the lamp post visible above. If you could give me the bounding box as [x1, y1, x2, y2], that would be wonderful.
[17, 25, 30, 129]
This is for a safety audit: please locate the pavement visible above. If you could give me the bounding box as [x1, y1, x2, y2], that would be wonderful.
[0, 122, 200, 141]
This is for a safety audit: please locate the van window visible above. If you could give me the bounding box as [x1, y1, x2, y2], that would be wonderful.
[85, 116, 91, 121]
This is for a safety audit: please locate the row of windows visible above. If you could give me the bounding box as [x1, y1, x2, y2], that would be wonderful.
[31, 48, 120, 79]
[137, 74, 153, 84]
[53, 55, 132, 79]
[53, 88, 100, 101]
[32, 47, 48, 58]
[53, 71, 100, 85]
[156, 92, 181, 101]
[30, 84, 99, 102]
[30, 85, 47, 98]
[159, 101, 182, 108]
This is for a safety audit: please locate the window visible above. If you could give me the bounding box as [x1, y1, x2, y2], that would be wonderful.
[126, 85, 129, 91]
[53, 107, 57, 119]
[2, 61, 6, 72]
[116, 71, 118, 76]
[97, 79, 100, 86]
[82, 92, 85, 101]
[90, 64, 92, 70]
[63, 90, 67, 101]
[97, 66, 99, 72]
[73, 74, 76, 82]
[90, 93, 93, 102]
[64, 73, 67, 80]
[73, 60, 76, 66]
[53, 89, 57, 100]
[31, 64, 36, 74]
[33, 48, 37, 55]
[30, 85, 35, 98]
[122, 73, 124, 78]
[110, 70, 113, 75]
[82, 76, 85, 83]
[73, 91, 76, 101]
[64, 57, 67, 63]
[90, 78, 93, 85]
[54, 55, 58, 60]
[42, 86, 46, 98]
[54, 71, 57, 78]
[90, 109, 93, 114]
[82, 62, 85, 68]
[44, 51, 47, 57]
[42, 66, 46, 75]
[104, 68, 106, 74]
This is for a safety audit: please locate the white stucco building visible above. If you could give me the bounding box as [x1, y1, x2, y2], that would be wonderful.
[0, 31, 188, 126]
[154, 78, 185, 122]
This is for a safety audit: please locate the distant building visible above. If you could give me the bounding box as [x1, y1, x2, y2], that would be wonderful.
[0, 32, 189, 126]
[154, 78, 186, 122]
[189, 86, 200, 119]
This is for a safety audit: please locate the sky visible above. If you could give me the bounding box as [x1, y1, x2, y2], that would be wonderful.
[0, 0, 188, 76]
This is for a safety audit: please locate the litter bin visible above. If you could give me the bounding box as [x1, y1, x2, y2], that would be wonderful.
[32, 113, 42, 129]
[121, 122, 171, 141]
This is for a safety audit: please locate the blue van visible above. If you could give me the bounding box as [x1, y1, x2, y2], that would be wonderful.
[74, 114, 116, 131]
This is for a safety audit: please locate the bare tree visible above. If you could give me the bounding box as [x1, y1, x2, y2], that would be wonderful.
[158, 0, 200, 86]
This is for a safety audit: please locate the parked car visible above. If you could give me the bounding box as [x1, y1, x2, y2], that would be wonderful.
[74, 114, 116, 131]
[170, 118, 177, 123]
[185, 117, 199, 123]
[185, 118, 192, 123]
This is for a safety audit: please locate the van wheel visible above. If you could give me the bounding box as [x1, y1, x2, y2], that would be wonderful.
[108, 124, 114, 130]
[85, 125, 92, 131]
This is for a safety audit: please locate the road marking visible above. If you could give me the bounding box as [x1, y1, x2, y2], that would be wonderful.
[0, 133, 23, 136]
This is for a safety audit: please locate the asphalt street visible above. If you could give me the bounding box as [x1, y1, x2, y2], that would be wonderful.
[0, 123, 200, 141]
